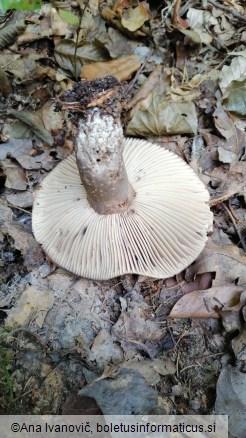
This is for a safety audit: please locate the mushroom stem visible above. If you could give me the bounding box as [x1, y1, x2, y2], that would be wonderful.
[75, 109, 135, 215]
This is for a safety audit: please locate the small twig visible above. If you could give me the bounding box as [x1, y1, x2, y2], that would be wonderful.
[180, 361, 203, 374]
[0, 198, 31, 215]
[10, 388, 34, 404]
[221, 202, 246, 252]
[208, 0, 246, 22]
[166, 320, 176, 347]
[176, 350, 180, 377]
[11, 328, 47, 350]
[125, 48, 154, 95]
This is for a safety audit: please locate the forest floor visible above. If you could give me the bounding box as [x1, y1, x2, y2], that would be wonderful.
[0, 1, 246, 437]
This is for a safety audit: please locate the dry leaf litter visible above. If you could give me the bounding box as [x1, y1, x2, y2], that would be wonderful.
[0, 1, 246, 436]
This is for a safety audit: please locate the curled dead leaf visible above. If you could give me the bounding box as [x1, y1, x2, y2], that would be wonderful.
[127, 93, 198, 136]
[169, 285, 243, 319]
[80, 55, 141, 81]
[121, 3, 151, 32]
[186, 239, 246, 286]
[215, 365, 246, 438]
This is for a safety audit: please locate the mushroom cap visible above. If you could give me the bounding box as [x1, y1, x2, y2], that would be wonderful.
[32, 138, 212, 280]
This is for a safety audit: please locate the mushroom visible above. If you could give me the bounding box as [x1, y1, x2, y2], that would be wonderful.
[32, 78, 212, 280]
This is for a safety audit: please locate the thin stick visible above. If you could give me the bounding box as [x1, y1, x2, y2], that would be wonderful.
[208, 0, 246, 22]
[125, 48, 154, 95]
[221, 202, 246, 252]
[0, 199, 31, 215]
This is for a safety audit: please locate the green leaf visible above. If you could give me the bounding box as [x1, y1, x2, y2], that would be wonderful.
[225, 79, 246, 116]
[127, 93, 198, 136]
[0, 0, 41, 11]
[59, 10, 79, 27]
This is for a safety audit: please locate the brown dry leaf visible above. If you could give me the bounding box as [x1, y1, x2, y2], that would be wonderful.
[232, 326, 246, 361]
[186, 239, 246, 286]
[80, 55, 141, 81]
[0, 214, 43, 270]
[113, 290, 165, 356]
[0, 54, 49, 85]
[89, 329, 124, 370]
[169, 285, 243, 319]
[121, 358, 176, 385]
[0, 138, 33, 161]
[0, 159, 27, 190]
[127, 93, 198, 136]
[41, 103, 64, 134]
[6, 191, 33, 208]
[51, 7, 72, 36]
[209, 161, 246, 205]
[128, 65, 163, 109]
[0, 202, 12, 224]
[187, 8, 217, 45]
[7, 109, 54, 146]
[213, 108, 245, 164]
[224, 78, 246, 115]
[220, 50, 246, 94]
[215, 365, 246, 438]
[96, 27, 133, 58]
[62, 395, 102, 415]
[0, 14, 26, 49]
[121, 3, 151, 32]
[54, 39, 109, 78]
[6, 286, 54, 328]
[2, 136, 56, 171]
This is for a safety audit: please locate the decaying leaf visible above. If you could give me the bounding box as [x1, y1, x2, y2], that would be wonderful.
[128, 65, 163, 109]
[177, 28, 201, 46]
[54, 39, 109, 77]
[89, 329, 124, 370]
[224, 78, 246, 115]
[213, 108, 244, 164]
[232, 326, 246, 361]
[186, 239, 246, 286]
[220, 50, 246, 93]
[0, 138, 33, 161]
[127, 93, 198, 136]
[81, 55, 141, 81]
[79, 368, 164, 414]
[7, 109, 54, 146]
[6, 192, 33, 209]
[169, 285, 243, 319]
[215, 365, 246, 438]
[96, 27, 133, 58]
[187, 8, 217, 45]
[0, 159, 27, 190]
[1, 218, 43, 270]
[6, 286, 54, 328]
[0, 15, 26, 49]
[0, 66, 12, 96]
[121, 358, 176, 385]
[208, 161, 246, 205]
[113, 290, 165, 357]
[121, 3, 151, 32]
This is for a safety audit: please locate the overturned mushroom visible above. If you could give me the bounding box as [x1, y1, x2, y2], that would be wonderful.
[32, 79, 212, 280]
